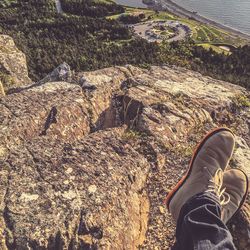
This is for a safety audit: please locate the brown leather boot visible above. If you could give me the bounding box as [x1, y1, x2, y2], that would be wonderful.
[165, 127, 235, 223]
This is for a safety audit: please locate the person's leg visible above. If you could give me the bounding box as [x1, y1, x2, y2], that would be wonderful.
[172, 192, 236, 250]
[165, 128, 236, 223]
[172, 167, 248, 250]
[164, 128, 248, 250]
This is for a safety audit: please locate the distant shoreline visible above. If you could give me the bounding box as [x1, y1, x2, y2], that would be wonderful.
[152, 0, 250, 41]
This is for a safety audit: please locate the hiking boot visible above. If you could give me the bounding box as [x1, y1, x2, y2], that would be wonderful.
[221, 168, 249, 224]
[165, 127, 235, 223]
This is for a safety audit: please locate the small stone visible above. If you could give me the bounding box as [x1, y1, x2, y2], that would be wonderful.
[66, 168, 73, 174]
[88, 185, 97, 194]
[159, 206, 165, 214]
[20, 193, 39, 202]
[63, 180, 69, 185]
[79, 235, 92, 244]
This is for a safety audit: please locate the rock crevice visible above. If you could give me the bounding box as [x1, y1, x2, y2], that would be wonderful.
[0, 65, 249, 249]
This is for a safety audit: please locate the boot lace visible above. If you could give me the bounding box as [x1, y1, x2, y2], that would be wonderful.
[204, 168, 230, 206]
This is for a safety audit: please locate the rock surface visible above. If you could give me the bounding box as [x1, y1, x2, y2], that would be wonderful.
[0, 80, 5, 97]
[0, 35, 31, 92]
[0, 65, 249, 249]
[38, 62, 72, 85]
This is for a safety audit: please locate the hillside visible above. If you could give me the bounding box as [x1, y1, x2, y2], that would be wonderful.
[0, 1, 249, 249]
[0, 35, 31, 93]
[0, 56, 250, 248]
[0, 0, 250, 89]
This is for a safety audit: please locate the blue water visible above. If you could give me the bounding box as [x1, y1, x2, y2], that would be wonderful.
[115, 0, 250, 35]
[172, 0, 250, 35]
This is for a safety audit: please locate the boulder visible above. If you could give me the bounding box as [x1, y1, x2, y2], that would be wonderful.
[0, 128, 150, 249]
[0, 65, 249, 249]
[0, 35, 31, 91]
[0, 82, 90, 156]
[38, 62, 72, 85]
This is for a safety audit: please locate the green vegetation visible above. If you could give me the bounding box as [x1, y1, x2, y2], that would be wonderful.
[0, 0, 17, 8]
[232, 95, 250, 108]
[0, 0, 130, 80]
[118, 13, 145, 24]
[192, 45, 250, 88]
[122, 130, 145, 141]
[109, 7, 250, 88]
[0, 0, 249, 89]
[61, 0, 124, 17]
[0, 0, 192, 81]
[0, 72, 16, 89]
[196, 44, 230, 54]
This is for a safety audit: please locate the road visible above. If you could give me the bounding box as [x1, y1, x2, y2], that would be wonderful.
[167, 25, 187, 42]
[132, 21, 189, 43]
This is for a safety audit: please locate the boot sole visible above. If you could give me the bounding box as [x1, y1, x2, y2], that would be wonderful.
[227, 168, 249, 223]
[164, 127, 235, 210]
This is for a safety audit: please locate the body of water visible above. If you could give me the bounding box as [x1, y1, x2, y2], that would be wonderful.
[116, 0, 250, 35]
[172, 0, 250, 35]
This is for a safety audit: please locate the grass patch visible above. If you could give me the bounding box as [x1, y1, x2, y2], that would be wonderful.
[197, 43, 231, 54]
[122, 129, 146, 141]
[232, 95, 250, 108]
[0, 0, 17, 8]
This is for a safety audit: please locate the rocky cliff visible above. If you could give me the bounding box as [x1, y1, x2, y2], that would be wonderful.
[0, 64, 249, 249]
[0, 35, 31, 94]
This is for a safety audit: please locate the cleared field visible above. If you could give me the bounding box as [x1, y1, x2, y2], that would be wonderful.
[107, 7, 249, 48]
[196, 43, 231, 55]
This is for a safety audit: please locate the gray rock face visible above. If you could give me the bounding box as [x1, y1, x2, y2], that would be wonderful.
[0, 65, 249, 249]
[0, 35, 31, 92]
[0, 80, 5, 97]
[0, 129, 149, 249]
[0, 82, 90, 153]
[38, 62, 72, 85]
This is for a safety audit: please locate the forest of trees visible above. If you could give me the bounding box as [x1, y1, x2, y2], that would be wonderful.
[192, 45, 250, 87]
[60, 0, 125, 17]
[118, 14, 145, 24]
[0, 0, 249, 88]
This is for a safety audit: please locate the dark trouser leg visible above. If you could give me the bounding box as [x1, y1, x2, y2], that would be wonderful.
[172, 192, 236, 250]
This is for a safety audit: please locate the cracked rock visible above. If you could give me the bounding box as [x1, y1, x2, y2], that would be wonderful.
[0, 65, 249, 249]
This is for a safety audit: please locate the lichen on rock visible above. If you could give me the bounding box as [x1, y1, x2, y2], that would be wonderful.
[0, 35, 31, 92]
[0, 64, 249, 249]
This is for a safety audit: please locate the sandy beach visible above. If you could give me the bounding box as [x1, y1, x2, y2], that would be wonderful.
[150, 0, 250, 40]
